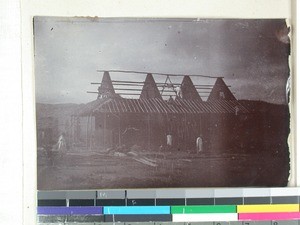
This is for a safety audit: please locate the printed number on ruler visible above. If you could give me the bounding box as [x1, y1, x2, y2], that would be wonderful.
[132, 200, 137, 205]
[98, 192, 108, 198]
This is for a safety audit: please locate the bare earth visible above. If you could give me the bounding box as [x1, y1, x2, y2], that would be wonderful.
[37, 147, 289, 190]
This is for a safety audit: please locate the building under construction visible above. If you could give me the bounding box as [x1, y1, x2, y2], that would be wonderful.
[36, 70, 290, 189]
[74, 71, 251, 153]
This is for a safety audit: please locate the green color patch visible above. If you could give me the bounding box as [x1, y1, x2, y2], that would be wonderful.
[171, 205, 237, 214]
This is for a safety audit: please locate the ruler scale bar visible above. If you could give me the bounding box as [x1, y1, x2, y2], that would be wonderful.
[36, 222, 300, 225]
[38, 215, 105, 223]
[36, 219, 300, 224]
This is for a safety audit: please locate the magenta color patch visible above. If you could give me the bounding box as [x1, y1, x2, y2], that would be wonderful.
[239, 212, 300, 221]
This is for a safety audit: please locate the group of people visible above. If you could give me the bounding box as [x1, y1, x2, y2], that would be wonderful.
[166, 134, 204, 152]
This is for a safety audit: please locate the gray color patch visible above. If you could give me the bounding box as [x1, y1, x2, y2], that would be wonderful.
[38, 199, 66, 206]
[214, 188, 244, 197]
[156, 198, 185, 205]
[244, 197, 271, 204]
[270, 187, 300, 196]
[214, 197, 243, 205]
[243, 188, 271, 197]
[185, 189, 214, 198]
[186, 198, 214, 205]
[271, 196, 299, 204]
[38, 191, 67, 199]
[69, 199, 95, 206]
[127, 190, 156, 199]
[127, 199, 155, 206]
[96, 199, 125, 206]
[156, 189, 186, 198]
[97, 190, 126, 199]
[66, 191, 97, 199]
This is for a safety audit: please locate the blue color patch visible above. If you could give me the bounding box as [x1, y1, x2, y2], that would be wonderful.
[37, 206, 103, 215]
[103, 206, 170, 214]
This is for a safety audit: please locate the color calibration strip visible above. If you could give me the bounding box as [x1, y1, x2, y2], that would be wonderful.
[37, 188, 300, 223]
[37, 204, 300, 222]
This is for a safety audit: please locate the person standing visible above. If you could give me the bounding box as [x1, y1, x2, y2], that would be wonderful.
[196, 136, 203, 153]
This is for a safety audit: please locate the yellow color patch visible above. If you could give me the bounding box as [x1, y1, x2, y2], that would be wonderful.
[237, 204, 299, 213]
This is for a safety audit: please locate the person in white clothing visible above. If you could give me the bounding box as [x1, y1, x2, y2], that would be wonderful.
[167, 134, 172, 147]
[196, 136, 203, 153]
[57, 134, 66, 150]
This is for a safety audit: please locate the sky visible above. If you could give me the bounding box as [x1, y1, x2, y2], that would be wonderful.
[34, 17, 290, 104]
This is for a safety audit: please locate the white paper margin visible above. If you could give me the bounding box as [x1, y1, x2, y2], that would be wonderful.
[14, 1, 295, 225]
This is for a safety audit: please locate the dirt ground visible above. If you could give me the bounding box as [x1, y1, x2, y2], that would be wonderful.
[37, 147, 289, 190]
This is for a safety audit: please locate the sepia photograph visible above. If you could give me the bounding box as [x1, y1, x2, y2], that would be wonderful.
[34, 17, 290, 190]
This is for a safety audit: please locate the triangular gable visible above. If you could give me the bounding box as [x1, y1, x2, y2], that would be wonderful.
[140, 73, 162, 99]
[207, 78, 236, 101]
[98, 71, 115, 99]
[180, 76, 202, 101]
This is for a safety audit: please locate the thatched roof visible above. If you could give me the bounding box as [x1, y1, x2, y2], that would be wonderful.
[76, 97, 249, 116]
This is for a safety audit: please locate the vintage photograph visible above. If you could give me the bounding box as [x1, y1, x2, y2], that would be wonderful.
[34, 17, 290, 190]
